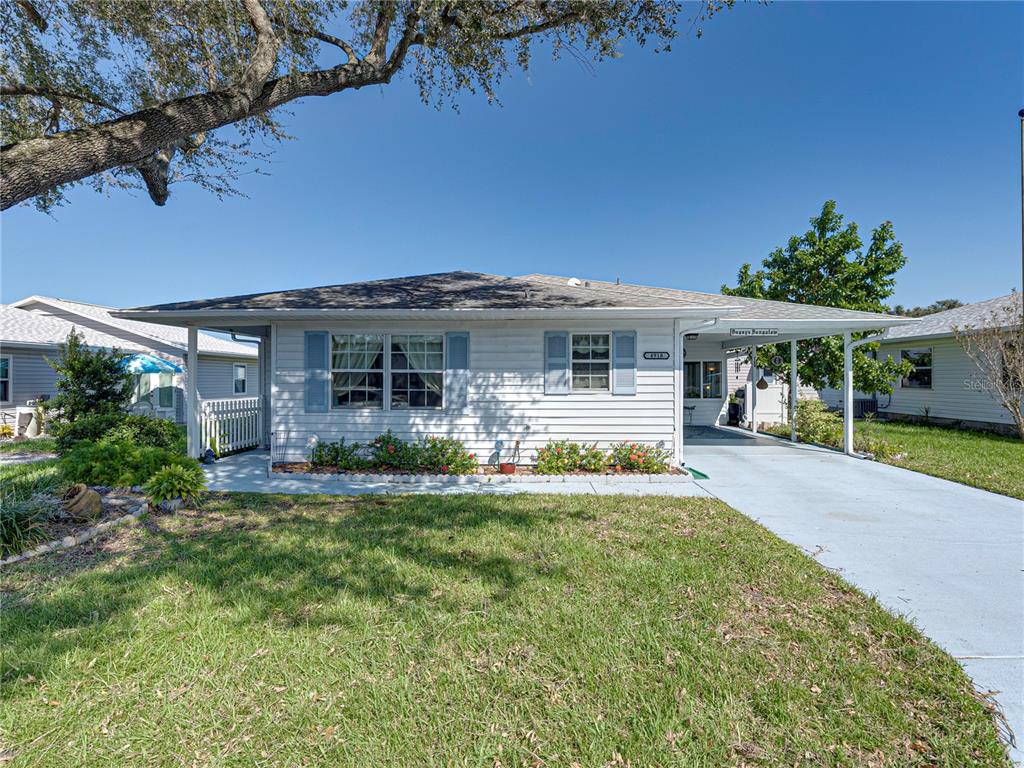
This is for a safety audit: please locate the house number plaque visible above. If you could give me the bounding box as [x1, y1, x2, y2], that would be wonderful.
[643, 351, 670, 360]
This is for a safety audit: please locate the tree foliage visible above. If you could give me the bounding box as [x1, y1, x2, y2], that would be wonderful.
[1, 0, 730, 211]
[722, 200, 912, 394]
[890, 298, 964, 318]
[954, 292, 1024, 440]
[46, 329, 134, 425]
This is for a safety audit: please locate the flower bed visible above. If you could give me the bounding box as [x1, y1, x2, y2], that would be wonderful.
[277, 435, 680, 476]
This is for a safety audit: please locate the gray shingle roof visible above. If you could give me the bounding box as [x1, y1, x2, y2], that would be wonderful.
[129, 271, 902, 323]
[879, 293, 1022, 341]
[1, 304, 149, 350]
[13, 296, 256, 357]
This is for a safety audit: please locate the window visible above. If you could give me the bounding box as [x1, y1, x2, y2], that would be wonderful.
[158, 372, 174, 408]
[684, 360, 723, 399]
[1, 355, 11, 402]
[331, 334, 385, 408]
[901, 348, 932, 388]
[571, 333, 610, 391]
[391, 334, 444, 409]
[233, 364, 247, 394]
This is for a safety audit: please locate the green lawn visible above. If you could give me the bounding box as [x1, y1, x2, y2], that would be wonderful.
[0, 494, 1009, 766]
[859, 420, 1024, 499]
[0, 437, 57, 454]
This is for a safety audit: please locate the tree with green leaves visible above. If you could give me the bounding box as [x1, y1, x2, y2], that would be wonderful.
[890, 298, 963, 318]
[1, 0, 731, 212]
[46, 329, 134, 424]
[722, 200, 912, 394]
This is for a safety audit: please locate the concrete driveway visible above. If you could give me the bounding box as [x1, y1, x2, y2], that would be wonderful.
[685, 427, 1024, 760]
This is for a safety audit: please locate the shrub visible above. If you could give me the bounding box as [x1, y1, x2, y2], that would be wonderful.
[608, 442, 672, 473]
[793, 400, 843, 446]
[1, 497, 51, 556]
[144, 463, 206, 506]
[60, 441, 198, 487]
[418, 435, 477, 475]
[46, 329, 133, 425]
[535, 440, 609, 474]
[53, 412, 126, 454]
[369, 430, 421, 471]
[310, 438, 369, 471]
[104, 415, 185, 452]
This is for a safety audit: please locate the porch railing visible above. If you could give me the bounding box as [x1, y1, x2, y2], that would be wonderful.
[199, 396, 262, 454]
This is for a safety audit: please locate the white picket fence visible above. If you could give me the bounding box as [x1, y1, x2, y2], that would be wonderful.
[199, 397, 263, 454]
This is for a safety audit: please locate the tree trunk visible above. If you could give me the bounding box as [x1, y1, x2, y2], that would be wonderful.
[1, 62, 386, 210]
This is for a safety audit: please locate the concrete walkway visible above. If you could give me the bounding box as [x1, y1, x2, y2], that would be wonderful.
[685, 427, 1023, 760]
[202, 452, 711, 498]
[0, 451, 57, 466]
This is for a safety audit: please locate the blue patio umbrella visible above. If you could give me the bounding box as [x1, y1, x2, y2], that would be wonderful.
[120, 353, 183, 375]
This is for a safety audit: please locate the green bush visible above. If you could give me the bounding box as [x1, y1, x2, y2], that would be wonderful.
[1, 497, 50, 557]
[608, 442, 672, 473]
[104, 415, 185, 452]
[369, 430, 421, 471]
[53, 412, 126, 454]
[793, 400, 843, 446]
[534, 440, 609, 474]
[59, 441, 198, 487]
[144, 463, 206, 506]
[310, 438, 369, 470]
[417, 435, 477, 475]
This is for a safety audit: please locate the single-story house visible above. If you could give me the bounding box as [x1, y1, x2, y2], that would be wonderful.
[116, 271, 918, 465]
[1, 298, 258, 430]
[819, 293, 1022, 433]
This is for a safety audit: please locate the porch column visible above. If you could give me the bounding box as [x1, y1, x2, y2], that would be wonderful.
[186, 326, 199, 458]
[843, 331, 854, 455]
[790, 340, 798, 442]
[749, 344, 758, 434]
[673, 318, 684, 466]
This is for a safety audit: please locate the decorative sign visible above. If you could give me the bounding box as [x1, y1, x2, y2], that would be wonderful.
[729, 328, 780, 337]
[770, 355, 784, 367]
[643, 351, 670, 360]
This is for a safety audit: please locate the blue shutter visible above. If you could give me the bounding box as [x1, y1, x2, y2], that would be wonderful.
[445, 332, 470, 410]
[612, 331, 637, 395]
[544, 331, 570, 394]
[304, 331, 329, 413]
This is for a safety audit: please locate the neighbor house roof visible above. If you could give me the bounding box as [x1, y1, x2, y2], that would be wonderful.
[878, 293, 1022, 342]
[123, 271, 907, 325]
[0, 304, 150, 352]
[10, 296, 257, 358]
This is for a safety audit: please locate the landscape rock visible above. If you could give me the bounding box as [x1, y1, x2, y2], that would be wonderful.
[64, 484, 103, 521]
[158, 498, 184, 513]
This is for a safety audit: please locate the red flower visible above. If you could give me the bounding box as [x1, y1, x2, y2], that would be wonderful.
[387, 445, 395, 454]
[629, 454, 638, 462]
[615, 465, 622, 472]
[468, 453, 476, 459]
[556, 447, 562, 455]
[441, 465, 449, 473]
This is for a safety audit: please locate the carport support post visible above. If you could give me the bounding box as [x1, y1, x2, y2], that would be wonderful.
[673, 318, 684, 466]
[749, 344, 758, 435]
[186, 326, 200, 458]
[790, 340, 798, 442]
[843, 331, 854, 455]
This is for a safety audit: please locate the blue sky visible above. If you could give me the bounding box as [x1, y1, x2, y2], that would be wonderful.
[2, 1, 1021, 308]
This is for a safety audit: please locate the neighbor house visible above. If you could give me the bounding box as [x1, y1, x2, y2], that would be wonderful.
[1, 299, 258, 431]
[116, 272, 917, 464]
[820, 293, 1021, 433]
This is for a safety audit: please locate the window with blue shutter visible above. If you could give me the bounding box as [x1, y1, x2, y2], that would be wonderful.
[544, 331, 570, 394]
[304, 331, 329, 413]
[445, 331, 470, 410]
[612, 331, 637, 395]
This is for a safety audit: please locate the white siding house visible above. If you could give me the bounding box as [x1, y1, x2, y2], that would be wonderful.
[1, 299, 258, 429]
[847, 294, 1021, 432]
[117, 271, 918, 463]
